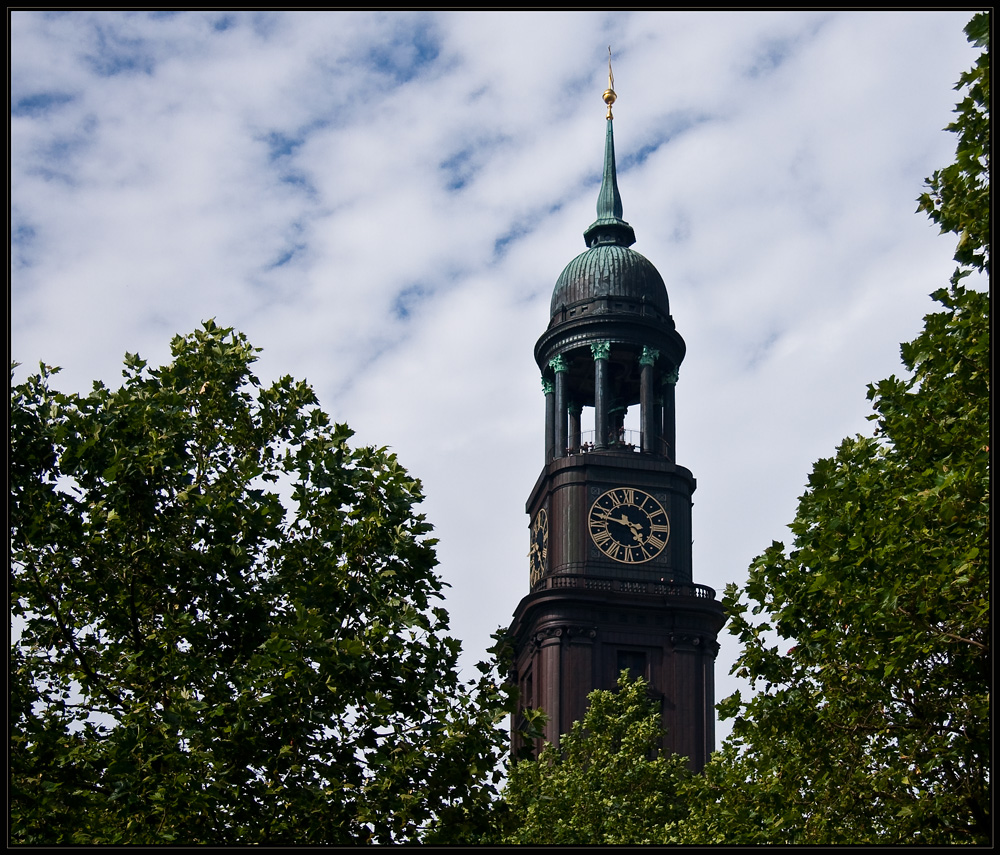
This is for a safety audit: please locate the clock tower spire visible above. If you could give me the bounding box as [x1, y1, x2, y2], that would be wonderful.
[510, 68, 725, 770]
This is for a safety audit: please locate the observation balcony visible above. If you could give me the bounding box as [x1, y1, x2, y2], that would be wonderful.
[532, 573, 716, 600]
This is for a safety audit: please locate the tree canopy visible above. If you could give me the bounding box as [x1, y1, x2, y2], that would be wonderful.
[497, 673, 692, 845]
[917, 12, 990, 276]
[10, 322, 509, 845]
[679, 13, 990, 845]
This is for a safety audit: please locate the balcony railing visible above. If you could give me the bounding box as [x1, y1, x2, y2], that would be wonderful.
[568, 429, 634, 454]
[533, 573, 717, 600]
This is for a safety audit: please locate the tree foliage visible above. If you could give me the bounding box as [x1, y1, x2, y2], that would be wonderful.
[917, 13, 990, 275]
[496, 673, 693, 845]
[10, 322, 510, 845]
[680, 15, 990, 845]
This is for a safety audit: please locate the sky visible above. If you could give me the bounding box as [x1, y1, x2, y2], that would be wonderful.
[11, 10, 981, 743]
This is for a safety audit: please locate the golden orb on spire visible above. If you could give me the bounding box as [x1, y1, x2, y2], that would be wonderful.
[604, 46, 616, 119]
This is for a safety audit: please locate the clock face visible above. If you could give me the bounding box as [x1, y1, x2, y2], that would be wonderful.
[589, 487, 670, 564]
[529, 508, 548, 586]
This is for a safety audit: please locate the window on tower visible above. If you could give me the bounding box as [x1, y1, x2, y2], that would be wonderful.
[616, 650, 647, 683]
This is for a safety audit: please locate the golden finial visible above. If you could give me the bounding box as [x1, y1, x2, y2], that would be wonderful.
[603, 46, 617, 119]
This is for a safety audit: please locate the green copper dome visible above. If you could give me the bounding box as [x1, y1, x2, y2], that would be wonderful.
[549, 114, 670, 322]
[550, 243, 669, 318]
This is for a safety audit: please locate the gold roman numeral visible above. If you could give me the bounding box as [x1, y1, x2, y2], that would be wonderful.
[591, 526, 613, 547]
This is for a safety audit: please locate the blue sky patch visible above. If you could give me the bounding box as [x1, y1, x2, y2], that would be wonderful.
[439, 134, 509, 192]
[12, 91, 76, 117]
[11, 220, 35, 246]
[11, 217, 37, 271]
[439, 147, 475, 192]
[249, 11, 281, 40]
[258, 130, 318, 196]
[280, 172, 315, 194]
[34, 132, 93, 183]
[264, 131, 303, 162]
[31, 112, 99, 177]
[365, 17, 440, 85]
[744, 36, 798, 79]
[494, 224, 530, 259]
[82, 21, 157, 77]
[393, 283, 431, 320]
[619, 112, 713, 173]
[266, 241, 307, 271]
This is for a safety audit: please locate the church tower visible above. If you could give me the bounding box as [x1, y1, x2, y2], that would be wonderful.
[509, 69, 725, 771]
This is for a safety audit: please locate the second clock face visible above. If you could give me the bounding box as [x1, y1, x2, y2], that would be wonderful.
[589, 487, 670, 564]
[529, 508, 548, 586]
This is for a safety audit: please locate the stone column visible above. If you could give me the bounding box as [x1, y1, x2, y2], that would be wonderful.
[539, 630, 562, 746]
[542, 376, 555, 464]
[591, 341, 611, 449]
[662, 366, 678, 461]
[549, 355, 569, 459]
[640, 346, 659, 454]
[568, 402, 582, 454]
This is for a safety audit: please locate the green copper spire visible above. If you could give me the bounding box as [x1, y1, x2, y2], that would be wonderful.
[583, 54, 636, 249]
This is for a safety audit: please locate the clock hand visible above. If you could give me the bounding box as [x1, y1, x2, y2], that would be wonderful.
[611, 514, 646, 542]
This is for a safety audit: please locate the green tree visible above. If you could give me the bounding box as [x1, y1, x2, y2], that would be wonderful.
[918, 13, 990, 275]
[497, 673, 693, 845]
[10, 322, 510, 845]
[680, 14, 989, 845]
